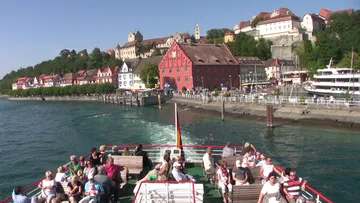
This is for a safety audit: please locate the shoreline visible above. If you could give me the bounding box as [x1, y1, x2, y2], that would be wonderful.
[7, 95, 101, 102]
[169, 97, 360, 130]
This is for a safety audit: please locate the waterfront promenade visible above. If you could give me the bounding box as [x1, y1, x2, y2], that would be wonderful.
[171, 93, 360, 127]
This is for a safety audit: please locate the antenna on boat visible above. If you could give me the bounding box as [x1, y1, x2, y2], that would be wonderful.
[175, 103, 178, 142]
[327, 58, 333, 69]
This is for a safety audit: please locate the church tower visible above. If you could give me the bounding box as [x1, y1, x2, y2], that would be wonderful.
[195, 24, 200, 40]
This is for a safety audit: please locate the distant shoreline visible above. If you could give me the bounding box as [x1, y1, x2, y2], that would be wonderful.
[169, 97, 360, 130]
[0, 95, 8, 98]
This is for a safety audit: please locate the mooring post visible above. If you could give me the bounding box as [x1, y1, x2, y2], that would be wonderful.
[123, 96, 126, 105]
[221, 100, 225, 121]
[130, 96, 133, 107]
[267, 104, 274, 127]
[136, 94, 140, 106]
[158, 94, 162, 109]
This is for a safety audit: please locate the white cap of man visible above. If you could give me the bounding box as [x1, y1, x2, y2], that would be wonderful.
[236, 160, 241, 167]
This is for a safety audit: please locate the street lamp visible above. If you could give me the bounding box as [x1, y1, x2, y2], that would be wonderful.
[238, 75, 241, 92]
[229, 75, 232, 90]
[201, 76, 204, 90]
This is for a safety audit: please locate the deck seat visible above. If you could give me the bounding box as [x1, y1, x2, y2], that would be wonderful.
[232, 184, 262, 203]
[112, 155, 143, 175]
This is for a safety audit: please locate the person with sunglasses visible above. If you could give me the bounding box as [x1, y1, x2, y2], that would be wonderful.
[260, 157, 282, 185]
[283, 170, 307, 203]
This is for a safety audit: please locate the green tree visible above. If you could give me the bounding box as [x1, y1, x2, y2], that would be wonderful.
[190, 35, 197, 43]
[140, 64, 159, 88]
[151, 48, 161, 57]
[90, 48, 103, 68]
[337, 52, 360, 70]
[251, 17, 264, 28]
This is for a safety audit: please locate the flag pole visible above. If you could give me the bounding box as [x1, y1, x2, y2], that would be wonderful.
[175, 103, 177, 143]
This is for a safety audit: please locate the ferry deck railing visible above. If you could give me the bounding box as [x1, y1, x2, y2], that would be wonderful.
[1, 145, 333, 203]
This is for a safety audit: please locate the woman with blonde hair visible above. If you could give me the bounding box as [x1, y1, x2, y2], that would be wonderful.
[38, 171, 56, 203]
[66, 176, 83, 203]
[55, 166, 67, 182]
[99, 145, 108, 165]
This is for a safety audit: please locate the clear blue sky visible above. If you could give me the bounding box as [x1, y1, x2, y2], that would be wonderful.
[0, 0, 358, 79]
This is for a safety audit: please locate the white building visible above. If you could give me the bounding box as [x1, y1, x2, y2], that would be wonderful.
[118, 59, 140, 89]
[256, 15, 301, 39]
[264, 59, 296, 80]
[301, 13, 325, 42]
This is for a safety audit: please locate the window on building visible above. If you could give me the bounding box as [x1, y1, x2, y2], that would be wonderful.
[196, 76, 200, 82]
[185, 67, 188, 72]
[124, 81, 127, 86]
[214, 67, 217, 72]
[123, 75, 126, 79]
[206, 67, 209, 72]
[185, 76, 189, 82]
[207, 76, 210, 81]
[169, 68, 172, 73]
[222, 77, 225, 81]
[162, 69, 165, 74]
[279, 26, 281, 29]
[214, 76, 218, 81]
[196, 67, 200, 72]
[177, 67, 180, 73]
[170, 78, 174, 83]
[177, 76, 181, 82]
[222, 68, 224, 72]
[129, 74, 132, 79]
[228, 67, 232, 72]
[130, 81, 133, 86]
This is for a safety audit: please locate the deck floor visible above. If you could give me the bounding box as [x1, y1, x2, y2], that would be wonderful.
[118, 164, 222, 203]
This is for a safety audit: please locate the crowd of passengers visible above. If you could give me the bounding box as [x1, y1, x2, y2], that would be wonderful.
[203, 142, 314, 203]
[11, 144, 197, 203]
[12, 143, 315, 203]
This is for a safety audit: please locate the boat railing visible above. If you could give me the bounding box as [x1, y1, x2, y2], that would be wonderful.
[275, 166, 333, 203]
[132, 180, 198, 203]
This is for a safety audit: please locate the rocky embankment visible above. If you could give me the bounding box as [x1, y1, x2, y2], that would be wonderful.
[169, 97, 360, 128]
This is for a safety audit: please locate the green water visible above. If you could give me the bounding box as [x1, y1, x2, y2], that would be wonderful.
[0, 99, 359, 202]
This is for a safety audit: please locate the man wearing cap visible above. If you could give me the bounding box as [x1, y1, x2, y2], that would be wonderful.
[232, 160, 249, 185]
[171, 162, 196, 182]
[80, 173, 104, 203]
[221, 142, 234, 158]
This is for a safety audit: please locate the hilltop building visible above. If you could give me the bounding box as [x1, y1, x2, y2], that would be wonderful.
[224, 31, 235, 43]
[318, 8, 354, 25]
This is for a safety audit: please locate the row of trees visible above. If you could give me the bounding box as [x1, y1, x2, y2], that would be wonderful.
[7, 83, 116, 97]
[0, 48, 123, 93]
[297, 10, 360, 76]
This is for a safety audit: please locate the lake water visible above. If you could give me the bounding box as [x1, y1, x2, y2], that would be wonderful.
[0, 99, 359, 202]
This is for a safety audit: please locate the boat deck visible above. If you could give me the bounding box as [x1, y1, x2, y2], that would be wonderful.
[119, 164, 222, 203]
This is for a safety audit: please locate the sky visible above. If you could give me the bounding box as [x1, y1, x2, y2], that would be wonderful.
[0, 0, 359, 79]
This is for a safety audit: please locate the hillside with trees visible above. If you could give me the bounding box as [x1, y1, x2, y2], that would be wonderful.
[297, 10, 360, 76]
[0, 48, 123, 93]
[226, 33, 273, 60]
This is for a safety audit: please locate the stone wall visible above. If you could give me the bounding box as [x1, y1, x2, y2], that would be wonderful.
[7, 95, 102, 102]
[268, 34, 303, 61]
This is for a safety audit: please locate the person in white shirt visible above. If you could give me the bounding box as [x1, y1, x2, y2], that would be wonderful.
[221, 142, 234, 158]
[256, 154, 266, 168]
[260, 157, 282, 185]
[242, 149, 256, 168]
[171, 162, 196, 182]
[55, 166, 67, 182]
[217, 161, 232, 203]
[38, 171, 57, 203]
[257, 172, 287, 203]
[202, 147, 215, 184]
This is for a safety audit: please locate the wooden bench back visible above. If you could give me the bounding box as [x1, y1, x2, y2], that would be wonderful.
[247, 167, 261, 184]
[222, 155, 243, 168]
[232, 184, 262, 202]
[112, 155, 143, 175]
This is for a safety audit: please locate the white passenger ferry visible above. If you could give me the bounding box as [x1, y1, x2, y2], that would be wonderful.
[304, 62, 360, 97]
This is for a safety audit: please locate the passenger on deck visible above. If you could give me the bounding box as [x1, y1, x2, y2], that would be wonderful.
[112, 146, 122, 155]
[99, 145, 108, 165]
[79, 173, 104, 203]
[232, 160, 249, 185]
[38, 171, 57, 203]
[68, 155, 82, 177]
[55, 166, 67, 183]
[242, 149, 257, 168]
[256, 154, 266, 168]
[136, 154, 170, 183]
[283, 170, 307, 203]
[257, 172, 287, 203]
[104, 157, 122, 182]
[84, 160, 97, 179]
[217, 161, 232, 203]
[175, 156, 187, 173]
[77, 170, 87, 186]
[66, 176, 83, 203]
[260, 157, 281, 185]
[123, 148, 129, 156]
[222, 142, 234, 158]
[171, 162, 196, 182]
[79, 156, 86, 168]
[94, 166, 116, 203]
[280, 167, 292, 183]
[12, 186, 30, 203]
[134, 144, 151, 169]
[240, 142, 257, 155]
[202, 147, 216, 184]
[90, 148, 102, 166]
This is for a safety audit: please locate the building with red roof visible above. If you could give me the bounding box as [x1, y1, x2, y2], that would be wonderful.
[96, 66, 119, 86]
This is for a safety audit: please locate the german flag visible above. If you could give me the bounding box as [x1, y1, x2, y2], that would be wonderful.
[175, 103, 185, 160]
